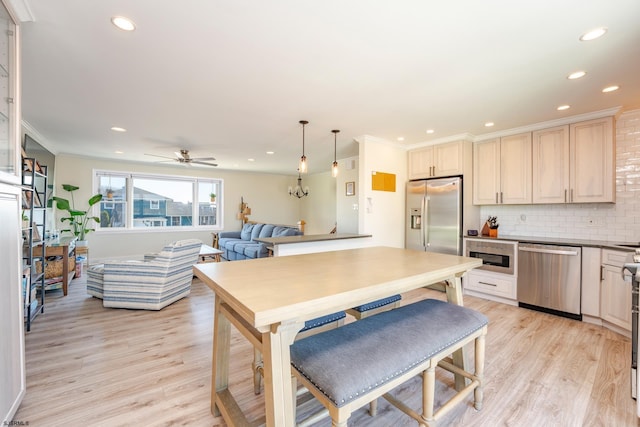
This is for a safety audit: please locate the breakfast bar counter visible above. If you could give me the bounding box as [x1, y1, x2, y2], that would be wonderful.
[193, 246, 482, 426]
[254, 232, 373, 256]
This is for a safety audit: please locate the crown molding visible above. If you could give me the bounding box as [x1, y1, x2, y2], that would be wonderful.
[405, 133, 475, 150]
[21, 119, 56, 153]
[474, 106, 621, 142]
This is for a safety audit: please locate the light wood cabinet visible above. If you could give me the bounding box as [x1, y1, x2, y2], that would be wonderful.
[473, 133, 531, 205]
[570, 117, 614, 203]
[532, 125, 569, 203]
[532, 118, 614, 204]
[408, 141, 463, 179]
[600, 249, 632, 332]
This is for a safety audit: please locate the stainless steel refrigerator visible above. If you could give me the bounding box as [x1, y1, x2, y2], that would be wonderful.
[405, 176, 462, 255]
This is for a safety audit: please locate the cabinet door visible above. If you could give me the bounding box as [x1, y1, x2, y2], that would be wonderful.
[473, 139, 500, 205]
[500, 132, 532, 204]
[601, 263, 631, 332]
[433, 141, 463, 177]
[570, 117, 614, 203]
[408, 147, 433, 180]
[532, 125, 569, 204]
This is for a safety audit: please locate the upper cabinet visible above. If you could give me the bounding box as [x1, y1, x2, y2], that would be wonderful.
[408, 141, 463, 180]
[473, 133, 531, 205]
[532, 117, 614, 204]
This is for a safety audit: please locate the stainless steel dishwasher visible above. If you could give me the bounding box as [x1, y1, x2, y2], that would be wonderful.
[517, 243, 582, 320]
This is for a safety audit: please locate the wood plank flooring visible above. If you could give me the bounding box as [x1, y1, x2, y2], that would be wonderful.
[13, 274, 638, 426]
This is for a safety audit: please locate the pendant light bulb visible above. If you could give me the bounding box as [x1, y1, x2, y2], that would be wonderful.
[299, 120, 308, 174]
[331, 129, 340, 178]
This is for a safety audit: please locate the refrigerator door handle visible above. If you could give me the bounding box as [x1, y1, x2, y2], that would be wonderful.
[423, 196, 429, 247]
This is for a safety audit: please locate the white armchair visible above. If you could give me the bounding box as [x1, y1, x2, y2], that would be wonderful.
[87, 239, 202, 310]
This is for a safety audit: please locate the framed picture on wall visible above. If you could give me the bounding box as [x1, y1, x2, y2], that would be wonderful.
[345, 181, 355, 196]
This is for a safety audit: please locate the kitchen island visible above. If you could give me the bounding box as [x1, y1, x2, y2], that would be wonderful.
[254, 232, 373, 256]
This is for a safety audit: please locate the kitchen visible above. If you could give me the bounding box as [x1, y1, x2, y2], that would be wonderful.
[406, 107, 640, 417]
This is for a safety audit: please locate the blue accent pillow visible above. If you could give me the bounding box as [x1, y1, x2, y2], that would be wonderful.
[240, 223, 254, 240]
[259, 224, 276, 238]
[250, 223, 265, 241]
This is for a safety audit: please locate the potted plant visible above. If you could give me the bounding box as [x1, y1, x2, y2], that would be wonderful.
[51, 184, 103, 245]
[21, 210, 29, 228]
[210, 192, 216, 203]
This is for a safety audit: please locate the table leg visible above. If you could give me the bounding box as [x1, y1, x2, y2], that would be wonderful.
[445, 275, 469, 391]
[62, 246, 69, 296]
[262, 321, 304, 426]
[211, 297, 231, 416]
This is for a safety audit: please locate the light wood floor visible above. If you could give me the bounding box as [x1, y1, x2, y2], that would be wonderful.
[14, 274, 638, 426]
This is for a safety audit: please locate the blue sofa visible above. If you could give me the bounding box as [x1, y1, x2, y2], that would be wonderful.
[219, 222, 303, 260]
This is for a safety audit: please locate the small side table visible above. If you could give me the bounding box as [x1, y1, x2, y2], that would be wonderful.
[199, 244, 223, 263]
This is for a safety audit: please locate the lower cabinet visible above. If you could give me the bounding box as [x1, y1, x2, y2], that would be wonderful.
[600, 249, 632, 333]
[463, 269, 517, 306]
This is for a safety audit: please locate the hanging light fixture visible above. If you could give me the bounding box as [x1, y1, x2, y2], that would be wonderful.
[298, 120, 308, 173]
[331, 129, 339, 178]
[289, 169, 309, 198]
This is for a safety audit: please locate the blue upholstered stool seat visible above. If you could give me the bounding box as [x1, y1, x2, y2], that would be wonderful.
[291, 299, 488, 410]
[350, 294, 401, 313]
[301, 311, 346, 332]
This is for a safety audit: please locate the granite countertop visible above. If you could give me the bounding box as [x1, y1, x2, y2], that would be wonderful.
[464, 234, 638, 252]
[255, 233, 372, 245]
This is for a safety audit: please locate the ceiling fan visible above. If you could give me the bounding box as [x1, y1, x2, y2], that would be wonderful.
[145, 149, 218, 167]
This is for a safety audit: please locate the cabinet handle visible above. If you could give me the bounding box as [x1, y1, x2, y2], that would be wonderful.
[495, 192, 499, 204]
[500, 192, 503, 204]
[564, 189, 567, 203]
[479, 281, 497, 287]
[600, 265, 604, 281]
[570, 189, 574, 202]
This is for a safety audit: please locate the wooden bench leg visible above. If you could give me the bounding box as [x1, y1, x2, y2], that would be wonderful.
[253, 348, 263, 395]
[474, 333, 486, 410]
[422, 363, 436, 423]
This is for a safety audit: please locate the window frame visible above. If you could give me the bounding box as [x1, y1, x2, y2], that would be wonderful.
[94, 169, 224, 233]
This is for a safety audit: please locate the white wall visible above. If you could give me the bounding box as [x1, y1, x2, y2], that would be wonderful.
[480, 108, 640, 243]
[357, 136, 407, 247]
[336, 156, 359, 233]
[298, 171, 336, 235]
[54, 154, 314, 260]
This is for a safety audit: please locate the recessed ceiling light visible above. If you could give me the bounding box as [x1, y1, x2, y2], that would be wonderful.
[248, 158, 255, 162]
[266, 151, 275, 155]
[114, 150, 124, 154]
[567, 71, 587, 80]
[557, 105, 571, 111]
[397, 137, 404, 142]
[111, 16, 136, 31]
[602, 85, 619, 93]
[484, 122, 494, 127]
[110, 126, 126, 132]
[580, 27, 607, 41]
[426, 129, 434, 134]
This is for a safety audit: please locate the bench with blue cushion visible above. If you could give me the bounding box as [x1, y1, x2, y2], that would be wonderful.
[290, 298, 488, 426]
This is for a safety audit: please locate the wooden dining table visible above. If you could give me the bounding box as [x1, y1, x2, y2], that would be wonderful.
[193, 246, 482, 427]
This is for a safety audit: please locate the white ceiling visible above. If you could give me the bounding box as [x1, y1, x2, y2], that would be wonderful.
[15, 0, 640, 175]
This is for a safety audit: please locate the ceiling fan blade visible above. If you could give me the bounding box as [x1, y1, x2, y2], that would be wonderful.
[175, 150, 186, 159]
[144, 153, 176, 160]
[190, 160, 218, 167]
[191, 157, 216, 161]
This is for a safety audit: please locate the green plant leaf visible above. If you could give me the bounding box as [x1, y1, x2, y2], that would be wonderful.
[61, 184, 79, 192]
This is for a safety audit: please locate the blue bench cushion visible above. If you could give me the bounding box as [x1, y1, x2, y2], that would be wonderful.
[351, 294, 401, 313]
[290, 299, 488, 408]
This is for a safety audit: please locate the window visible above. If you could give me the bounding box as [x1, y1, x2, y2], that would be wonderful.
[95, 171, 223, 231]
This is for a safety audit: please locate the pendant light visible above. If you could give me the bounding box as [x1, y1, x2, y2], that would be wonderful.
[331, 129, 339, 178]
[298, 120, 308, 173]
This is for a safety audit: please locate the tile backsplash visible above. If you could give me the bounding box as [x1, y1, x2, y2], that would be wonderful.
[480, 108, 640, 243]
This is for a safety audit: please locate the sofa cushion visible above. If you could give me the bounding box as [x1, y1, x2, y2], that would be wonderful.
[259, 224, 276, 238]
[243, 243, 267, 259]
[273, 226, 299, 237]
[240, 223, 254, 240]
[250, 223, 265, 241]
